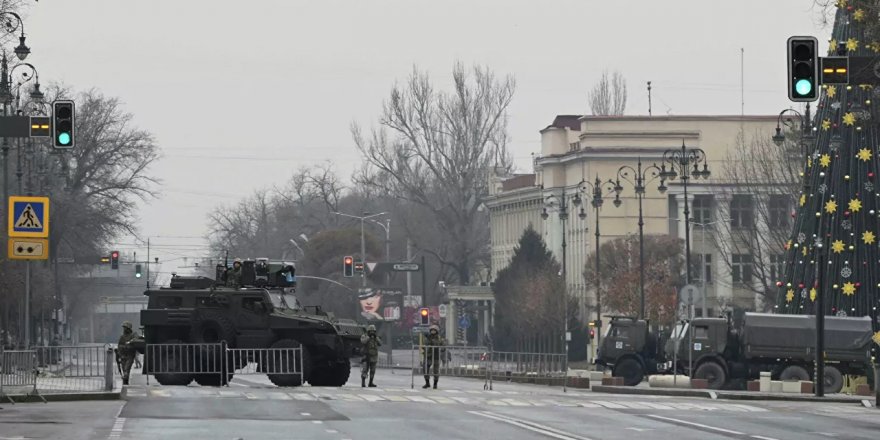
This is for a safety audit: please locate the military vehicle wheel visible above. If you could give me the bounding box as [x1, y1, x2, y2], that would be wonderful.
[153, 339, 194, 386]
[328, 361, 351, 386]
[266, 339, 310, 387]
[694, 361, 726, 389]
[190, 311, 237, 346]
[309, 361, 351, 387]
[780, 365, 810, 382]
[823, 366, 844, 394]
[613, 358, 644, 386]
[194, 373, 233, 386]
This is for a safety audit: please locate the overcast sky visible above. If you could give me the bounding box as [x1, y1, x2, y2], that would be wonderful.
[24, 0, 829, 267]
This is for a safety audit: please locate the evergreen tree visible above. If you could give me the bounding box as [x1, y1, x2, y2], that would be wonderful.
[492, 226, 565, 351]
[777, 1, 879, 344]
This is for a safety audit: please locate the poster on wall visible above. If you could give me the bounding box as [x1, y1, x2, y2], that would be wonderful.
[358, 288, 403, 321]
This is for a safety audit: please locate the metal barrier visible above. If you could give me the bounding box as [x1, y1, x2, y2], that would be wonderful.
[409, 344, 566, 390]
[144, 342, 303, 387]
[0, 349, 46, 403]
[31, 345, 112, 394]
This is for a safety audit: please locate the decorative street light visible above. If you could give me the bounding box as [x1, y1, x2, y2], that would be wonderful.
[574, 176, 616, 348]
[611, 158, 665, 320]
[659, 142, 711, 287]
[0, 12, 30, 61]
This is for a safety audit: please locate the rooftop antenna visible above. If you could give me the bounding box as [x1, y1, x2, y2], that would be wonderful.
[647, 81, 652, 116]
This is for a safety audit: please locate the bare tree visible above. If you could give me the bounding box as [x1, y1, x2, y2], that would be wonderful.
[588, 70, 627, 116]
[715, 129, 802, 309]
[352, 63, 515, 284]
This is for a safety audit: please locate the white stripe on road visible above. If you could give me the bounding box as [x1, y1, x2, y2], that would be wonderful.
[646, 415, 745, 435]
[751, 436, 780, 440]
[107, 417, 126, 439]
[469, 411, 593, 440]
[591, 401, 627, 409]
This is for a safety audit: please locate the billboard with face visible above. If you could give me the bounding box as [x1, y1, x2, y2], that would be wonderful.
[358, 288, 402, 321]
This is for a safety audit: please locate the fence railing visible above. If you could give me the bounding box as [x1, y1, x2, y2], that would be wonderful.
[409, 344, 566, 390]
[0, 346, 113, 402]
[143, 342, 303, 387]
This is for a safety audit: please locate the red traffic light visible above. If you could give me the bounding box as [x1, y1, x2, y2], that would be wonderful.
[344, 256, 353, 264]
[420, 308, 428, 317]
[111, 251, 119, 258]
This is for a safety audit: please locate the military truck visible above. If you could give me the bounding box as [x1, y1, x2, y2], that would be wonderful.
[140, 258, 363, 387]
[594, 316, 668, 386]
[599, 313, 874, 392]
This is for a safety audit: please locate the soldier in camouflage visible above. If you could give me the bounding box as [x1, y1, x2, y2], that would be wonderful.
[226, 258, 243, 288]
[360, 324, 381, 387]
[422, 324, 445, 389]
[116, 321, 141, 385]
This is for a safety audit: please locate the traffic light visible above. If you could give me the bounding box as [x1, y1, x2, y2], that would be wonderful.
[354, 261, 365, 274]
[135, 264, 142, 278]
[589, 328, 596, 341]
[419, 307, 430, 326]
[110, 251, 119, 270]
[52, 100, 75, 149]
[343, 256, 354, 277]
[787, 36, 819, 102]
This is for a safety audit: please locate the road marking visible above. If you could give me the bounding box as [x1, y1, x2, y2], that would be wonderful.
[406, 395, 436, 403]
[312, 420, 323, 424]
[383, 395, 409, 402]
[751, 436, 780, 440]
[107, 417, 126, 439]
[469, 411, 593, 440]
[430, 396, 457, 404]
[646, 415, 744, 435]
[729, 404, 767, 412]
[242, 392, 258, 400]
[266, 392, 292, 400]
[357, 394, 387, 402]
[592, 400, 627, 409]
[625, 428, 653, 432]
[501, 398, 530, 406]
[861, 400, 874, 408]
[325, 430, 338, 434]
[299, 412, 311, 416]
[289, 393, 315, 400]
[148, 389, 170, 398]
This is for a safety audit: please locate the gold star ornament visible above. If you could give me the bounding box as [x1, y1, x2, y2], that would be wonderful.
[857, 148, 872, 162]
[809, 287, 817, 302]
[846, 38, 859, 52]
[863, 230, 876, 245]
[825, 200, 837, 214]
[821, 119, 832, 130]
[837, 0, 847, 8]
[832, 239, 845, 253]
[826, 86, 837, 99]
[842, 281, 856, 296]
[819, 154, 831, 168]
[802, 246, 809, 257]
[849, 198, 862, 212]
[843, 112, 856, 126]
[785, 289, 794, 303]
[873, 331, 880, 345]
[799, 194, 806, 207]
[855, 8, 866, 21]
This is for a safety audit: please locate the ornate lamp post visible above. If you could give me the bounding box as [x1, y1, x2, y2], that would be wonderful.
[541, 186, 575, 388]
[659, 142, 711, 287]
[611, 159, 666, 319]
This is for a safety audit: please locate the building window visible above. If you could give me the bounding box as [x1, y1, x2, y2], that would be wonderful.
[691, 195, 713, 225]
[730, 195, 754, 229]
[693, 253, 712, 283]
[769, 254, 784, 282]
[768, 195, 791, 229]
[731, 254, 753, 285]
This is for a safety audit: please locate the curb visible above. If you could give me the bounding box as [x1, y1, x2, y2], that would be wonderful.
[589, 385, 866, 403]
[2, 392, 120, 403]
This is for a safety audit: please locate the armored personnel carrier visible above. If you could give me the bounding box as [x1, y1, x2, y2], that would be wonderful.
[140, 258, 363, 387]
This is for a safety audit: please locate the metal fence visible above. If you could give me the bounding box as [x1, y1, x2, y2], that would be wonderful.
[409, 344, 566, 390]
[32, 346, 114, 394]
[144, 342, 303, 386]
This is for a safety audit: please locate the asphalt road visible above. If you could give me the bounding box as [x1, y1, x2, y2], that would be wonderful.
[0, 368, 878, 440]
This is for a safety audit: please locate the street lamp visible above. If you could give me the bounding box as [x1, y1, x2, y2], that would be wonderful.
[333, 211, 387, 287]
[0, 12, 29, 61]
[611, 158, 665, 319]
[660, 142, 711, 287]
[575, 176, 616, 347]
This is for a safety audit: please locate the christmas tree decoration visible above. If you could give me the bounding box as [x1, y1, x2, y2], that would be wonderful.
[778, 4, 879, 335]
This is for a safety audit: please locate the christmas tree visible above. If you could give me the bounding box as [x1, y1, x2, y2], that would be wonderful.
[777, 1, 880, 346]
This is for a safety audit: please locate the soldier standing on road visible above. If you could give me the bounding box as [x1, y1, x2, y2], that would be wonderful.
[117, 321, 141, 385]
[226, 258, 243, 288]
[422, 324, 445, 389]
[360, 324, 381, 387]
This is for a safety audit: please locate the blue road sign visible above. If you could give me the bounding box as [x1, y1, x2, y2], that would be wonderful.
[8, 196, 49, 238]
[459, 316, 471, 329]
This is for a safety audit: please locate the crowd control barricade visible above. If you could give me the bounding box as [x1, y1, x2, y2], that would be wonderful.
[30, 345, 112, 394]
[487, 350, 566, 390]
[143, 342, 303, 387]
[0, 349, 45, 403]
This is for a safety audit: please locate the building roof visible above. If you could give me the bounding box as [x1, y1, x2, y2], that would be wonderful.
[545, 115, 582, 131]
[579, 115, 778, 122]
[501, 174, 536, 191]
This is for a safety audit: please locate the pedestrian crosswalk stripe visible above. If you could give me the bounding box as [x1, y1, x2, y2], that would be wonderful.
[501, 398, 530, 406]
[358, 394, 387, 402]
[406, 396, 436, 403]
[383, 395, 409, 402]
[266, 392, 292, 400]
[430, 396, 457, 404]
[289, 393, 315, 400]
[593, 400, 627, 409]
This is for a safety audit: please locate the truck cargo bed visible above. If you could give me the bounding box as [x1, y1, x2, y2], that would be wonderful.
[741, 313, 872, 362]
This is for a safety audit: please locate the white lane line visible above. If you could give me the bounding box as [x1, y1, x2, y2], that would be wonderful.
[325, 430, 338, 434]
[469, 411, 593, 440]
[107, 417, 126, 439]
[751, 436, 780, 440]
[591, 400, 626, 409]
[312, 420, 323, 424]
[646, 415, 744, 435]
[299, 412, 311, 416]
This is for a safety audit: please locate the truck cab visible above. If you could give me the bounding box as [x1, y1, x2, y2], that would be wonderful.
[665, 317, 733, 389]
[597, 316, 664, 385]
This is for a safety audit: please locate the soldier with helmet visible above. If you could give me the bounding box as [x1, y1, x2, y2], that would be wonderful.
[360, 324, 382, 387]
[226, 258, 243, 288]
[421, 324, 446, 389]
[116, 321, 142, 385]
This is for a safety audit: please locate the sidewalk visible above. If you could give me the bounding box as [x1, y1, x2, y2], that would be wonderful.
[589, 384, 873, 404]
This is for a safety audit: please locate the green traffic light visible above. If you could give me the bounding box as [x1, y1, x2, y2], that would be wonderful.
[135, 273, 142, 278]
[57, 132, 71, 145]
[795, 79, 813, 96]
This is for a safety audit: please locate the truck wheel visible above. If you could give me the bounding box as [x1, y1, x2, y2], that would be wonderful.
[613, 358, 644, 386]
[190, 311, 237, 347]
[694, 361, 727, 390]
[328, 361, 351, 387]
[266, 339, 311, 387]
[823, 366, 844, 394]
[780, 365, 810, 382]
[152, 339, 194, 386]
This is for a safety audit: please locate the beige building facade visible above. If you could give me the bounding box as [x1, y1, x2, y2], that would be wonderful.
[485, 114, 781, 322]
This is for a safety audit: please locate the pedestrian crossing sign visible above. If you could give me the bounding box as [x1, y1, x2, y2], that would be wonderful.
[8, 196, 49, 238]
